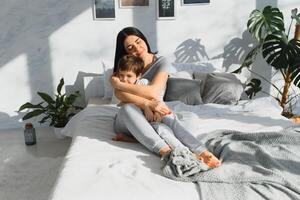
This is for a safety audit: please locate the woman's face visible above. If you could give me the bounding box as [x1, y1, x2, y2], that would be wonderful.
[124, 35, 148, 59]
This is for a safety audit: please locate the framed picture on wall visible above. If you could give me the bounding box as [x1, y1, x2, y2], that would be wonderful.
[157, 0, 175, 20]
[182, 0, 210, 5]
[93, 0, 115, 20]
[119, 0, 149, 8]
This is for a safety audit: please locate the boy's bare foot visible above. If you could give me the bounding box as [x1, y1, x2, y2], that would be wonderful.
[159, 145, 172, 156]
[196, 150, 221, 168]
[112, 133, 138, 143]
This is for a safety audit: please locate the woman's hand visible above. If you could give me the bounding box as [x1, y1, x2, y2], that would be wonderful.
[144, 106, 163, 122]
[143, 106, 155, 122]
[145, 99, 171, 116]
[153, 112, 163, 122]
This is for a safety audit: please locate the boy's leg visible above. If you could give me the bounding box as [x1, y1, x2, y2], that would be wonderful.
[162, 114, 206, 154]
[162, 114, 221, 167]
[151, 122, 186, 150]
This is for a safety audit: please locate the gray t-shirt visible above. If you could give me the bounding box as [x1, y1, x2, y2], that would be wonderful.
[141, 56, 170, 98]
[141, 56, 170, 81]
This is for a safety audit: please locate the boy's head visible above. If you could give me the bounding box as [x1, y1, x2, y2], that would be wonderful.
[117, 55, 144, 84]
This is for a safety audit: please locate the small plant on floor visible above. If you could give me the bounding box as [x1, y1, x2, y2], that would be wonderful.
[18, 78, 83, 128]
[233, 6, 300, 117]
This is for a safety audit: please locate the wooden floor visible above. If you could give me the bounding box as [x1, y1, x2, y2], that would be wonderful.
[0, 127, 71, 200]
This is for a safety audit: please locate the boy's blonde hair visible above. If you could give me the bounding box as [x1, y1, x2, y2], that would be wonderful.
[117, 55, 144, 76]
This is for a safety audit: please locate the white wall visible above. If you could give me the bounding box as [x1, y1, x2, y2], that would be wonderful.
[0, 0, 298, 129]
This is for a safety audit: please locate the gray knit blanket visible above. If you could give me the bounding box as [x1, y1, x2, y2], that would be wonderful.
[162, 128, 300, 200]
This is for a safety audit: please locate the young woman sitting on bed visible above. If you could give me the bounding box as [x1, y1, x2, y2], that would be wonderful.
[110, 27, 220, 168]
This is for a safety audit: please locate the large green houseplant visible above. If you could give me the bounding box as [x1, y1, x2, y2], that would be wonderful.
[18, 78, 83, 128]
[234, 6, 300, 117]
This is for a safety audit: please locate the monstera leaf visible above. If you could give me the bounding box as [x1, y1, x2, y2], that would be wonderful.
[262, 31, 300, 70]
[247, 6, 284, 43]
[238, 6, 300, 113]
[237, 6, 285, 73]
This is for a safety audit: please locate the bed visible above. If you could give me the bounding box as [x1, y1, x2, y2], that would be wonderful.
[48, 93, 300, 200]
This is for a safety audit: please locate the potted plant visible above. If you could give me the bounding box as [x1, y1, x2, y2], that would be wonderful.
[18, 78, 83, 138]
[233, 6, 300, 119]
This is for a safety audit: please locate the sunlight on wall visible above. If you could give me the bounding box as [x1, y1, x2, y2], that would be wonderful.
[49, 9, 116, 87]
[0, 55, 30, 116]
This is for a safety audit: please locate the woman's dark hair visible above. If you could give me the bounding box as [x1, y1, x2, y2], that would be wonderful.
[113, 27, 155, 73]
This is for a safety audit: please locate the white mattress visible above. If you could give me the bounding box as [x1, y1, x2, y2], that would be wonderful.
[49, 97, 294, 200]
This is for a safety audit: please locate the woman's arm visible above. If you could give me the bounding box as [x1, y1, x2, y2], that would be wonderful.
[114, 89, 171, 115]
[114, 89, 150, 109]
[112, 71, 168, 100]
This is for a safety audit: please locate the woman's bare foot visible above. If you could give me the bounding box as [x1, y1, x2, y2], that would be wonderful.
[159, 145, 172, 156]
[112, 133, 138, 143]
[196, 150, 221, 168]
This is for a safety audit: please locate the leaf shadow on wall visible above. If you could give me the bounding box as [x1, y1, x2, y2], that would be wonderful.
[211, 31, 256, 72]
[174, 38, 209, 63]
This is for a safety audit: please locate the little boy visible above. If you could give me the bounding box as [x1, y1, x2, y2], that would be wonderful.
[112, 55, 221, 168]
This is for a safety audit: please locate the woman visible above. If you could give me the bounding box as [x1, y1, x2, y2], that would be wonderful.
[111, 27, 220, 168]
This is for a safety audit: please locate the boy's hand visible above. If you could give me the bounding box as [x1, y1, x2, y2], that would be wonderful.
[111, 76, 121, 89]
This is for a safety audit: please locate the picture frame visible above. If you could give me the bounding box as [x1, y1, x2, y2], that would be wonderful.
[93, 0, 115, 20]
[157, 0, 175, 20]
[182, 0, 210, 5]
[119, 0, 149, 8]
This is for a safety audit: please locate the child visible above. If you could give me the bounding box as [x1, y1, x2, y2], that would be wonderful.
[112, 55, 221, 168]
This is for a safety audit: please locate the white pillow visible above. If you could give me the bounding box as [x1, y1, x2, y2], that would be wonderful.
[83, 75, 105, 103]
[61, 97, 114, 137]
[171, 59, 249, 84]
[61, 112, 81, 137]
[87, 97, 112, 106]
[169, 70, 193, 79]
[103, 67, 114, 99]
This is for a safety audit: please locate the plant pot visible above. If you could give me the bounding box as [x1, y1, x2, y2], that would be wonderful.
[295, 24, 300, 40]
[53, 127, 66, 139]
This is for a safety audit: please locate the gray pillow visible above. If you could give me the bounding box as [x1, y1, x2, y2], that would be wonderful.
[164, 78, 203, 105]
[193, 72, 208, 96]
[200, 73, 244, 104]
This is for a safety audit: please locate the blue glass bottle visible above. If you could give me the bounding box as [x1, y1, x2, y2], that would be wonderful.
[24, 123, 36, 145]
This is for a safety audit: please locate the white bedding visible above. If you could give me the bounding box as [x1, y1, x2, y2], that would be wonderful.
[49, 97, 294, 200]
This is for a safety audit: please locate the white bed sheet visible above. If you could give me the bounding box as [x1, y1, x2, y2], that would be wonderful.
[49, 97, 294, 200]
